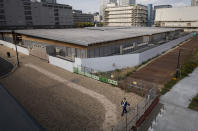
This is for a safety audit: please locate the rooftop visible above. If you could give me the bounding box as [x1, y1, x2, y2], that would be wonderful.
[15, 27, 181, 46]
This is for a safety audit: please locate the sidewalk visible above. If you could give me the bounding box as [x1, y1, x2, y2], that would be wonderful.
[152, 68, 198, 131]
[0, 84, 43, 131]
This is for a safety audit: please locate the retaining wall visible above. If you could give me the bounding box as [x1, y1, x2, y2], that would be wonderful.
[0, 40, 29, 55]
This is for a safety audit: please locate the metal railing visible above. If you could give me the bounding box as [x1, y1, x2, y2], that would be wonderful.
[112, 88, 157, 131]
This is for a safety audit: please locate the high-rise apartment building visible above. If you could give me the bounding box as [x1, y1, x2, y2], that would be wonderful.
[119, 0, 136, 6]
[0, 0, 73, 29]
[100, 0, 117, 20]
[192, 0, 198, 6]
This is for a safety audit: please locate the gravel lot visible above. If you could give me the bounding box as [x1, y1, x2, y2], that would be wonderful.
[0, 45, 143, 131]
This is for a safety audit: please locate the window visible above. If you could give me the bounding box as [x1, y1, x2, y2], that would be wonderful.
[25, 16, 32, 20]
[0, 15, 5, 19]
[24, 6, 31, 10]
[24, 11, 31, 15]
[0, 9, 4, 13]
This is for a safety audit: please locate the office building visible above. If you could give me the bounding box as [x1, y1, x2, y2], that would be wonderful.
[119, 0, 136, 6]
[104, 4, 147, 27]
[147, 4, 153, 27]
[155, 6, 198, 29]
[153, 5, 172, 20]
[0, 0, 73, 29]
[73, 10, 94, 25]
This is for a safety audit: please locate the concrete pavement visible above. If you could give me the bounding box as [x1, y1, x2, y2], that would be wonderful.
[151, 68, 198, 131]
[0, 84, 43, 131]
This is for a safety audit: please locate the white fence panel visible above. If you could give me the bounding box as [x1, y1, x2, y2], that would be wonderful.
[49, 56, 74, 72]
[80, 54, 140, 72]
[139, 33, 193, 64]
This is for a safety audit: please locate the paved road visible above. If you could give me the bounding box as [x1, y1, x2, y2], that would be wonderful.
[0, 84, 43, 131]
[151, 68, 198, 131]
[0, 57, 13, 77]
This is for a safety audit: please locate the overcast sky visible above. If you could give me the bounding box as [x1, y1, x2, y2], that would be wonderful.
[57, 0, 191, 13]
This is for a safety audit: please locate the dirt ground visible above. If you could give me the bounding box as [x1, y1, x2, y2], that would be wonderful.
[0, 45, 143, 131]
[120, 36, 198, 90]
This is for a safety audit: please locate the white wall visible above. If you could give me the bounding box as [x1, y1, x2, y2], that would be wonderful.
[155, 6, 198, 22]
[139, 33, 193, 63]
[0, 40, 29, 55]
[49, 56, 74, 72]
[79, 54, 140, 72]
[42, 33, 193, 73]
[79, 33, 193, 72]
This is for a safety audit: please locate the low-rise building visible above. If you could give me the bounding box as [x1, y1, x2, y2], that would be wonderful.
[155, 6, 198, 29]
[104, 4, 147, 27]
[0, 27, 186, 72]
[73, 10, 94, 26]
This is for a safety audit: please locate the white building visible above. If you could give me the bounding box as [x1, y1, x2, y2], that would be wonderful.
[100, 0, 117, 19]
[119, 0, 136, 6]
[192, 0, 198, 6]
[155, 6, 198, 29]
[104, 4, 147, 27]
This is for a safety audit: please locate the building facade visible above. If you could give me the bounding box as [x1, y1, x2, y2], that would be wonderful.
[0, 0, 73, 29]
[104, 4, 147, 27]
[73, 10, 94, 26]
[100, 0, 117, 20]
[119, 0, 136, 6]
[192, 0, 198, 6]
[153, 5, 172, 21]
[155, 6, 198, 29]
[147, 4, 153, 27]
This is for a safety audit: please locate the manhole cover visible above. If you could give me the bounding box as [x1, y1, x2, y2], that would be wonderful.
[71, 78, 79, 83]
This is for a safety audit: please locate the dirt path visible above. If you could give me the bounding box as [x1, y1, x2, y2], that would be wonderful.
[25, 63, 117, 131]
[120, 36, 198, 90]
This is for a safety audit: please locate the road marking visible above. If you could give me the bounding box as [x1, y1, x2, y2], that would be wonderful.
[25, 64, 117, 130]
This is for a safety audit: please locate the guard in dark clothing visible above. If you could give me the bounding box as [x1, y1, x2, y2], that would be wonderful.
[121, 98, 130, 116]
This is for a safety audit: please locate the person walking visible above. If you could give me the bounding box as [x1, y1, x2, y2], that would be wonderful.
[121, 98, 130, 116]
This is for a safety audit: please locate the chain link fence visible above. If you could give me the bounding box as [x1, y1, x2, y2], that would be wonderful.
[112, 88, 157, 131]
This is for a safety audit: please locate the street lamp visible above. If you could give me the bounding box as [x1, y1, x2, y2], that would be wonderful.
[12, 30, 20, 67]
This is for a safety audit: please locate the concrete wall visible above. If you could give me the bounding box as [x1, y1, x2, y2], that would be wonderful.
[49, 56, 74, 72]
[79, 33, 193, 72]
[79, 53, 140, 72]
[0, 40, 29, 55]
[155, 6, 198, 28]
[139, 33, 193, 63]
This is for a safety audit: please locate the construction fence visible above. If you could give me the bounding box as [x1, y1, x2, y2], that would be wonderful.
[73, 65, 118, 86]
[112, 88, 158, 131]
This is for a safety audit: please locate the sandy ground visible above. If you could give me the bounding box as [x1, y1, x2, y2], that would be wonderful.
[0, 45, 143, 131]
[121, 36, 198, 90]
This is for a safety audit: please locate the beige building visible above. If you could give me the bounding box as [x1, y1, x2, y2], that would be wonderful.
[104, 4, 147, 27]
[155, 6, 198, 29]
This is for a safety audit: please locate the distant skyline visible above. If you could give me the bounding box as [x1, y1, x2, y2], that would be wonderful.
[57, 0, 191, 13]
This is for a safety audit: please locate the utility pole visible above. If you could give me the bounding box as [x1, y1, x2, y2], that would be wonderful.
[176, 49, 181, 78]
[12, 30, 20, 67]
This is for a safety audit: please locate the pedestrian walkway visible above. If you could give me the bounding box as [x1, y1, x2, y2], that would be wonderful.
[0, 85, 43, 131]
[151, 68, 198, 131]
